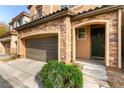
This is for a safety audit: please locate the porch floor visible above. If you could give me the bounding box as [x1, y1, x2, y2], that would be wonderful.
[76, 59, 110, 88]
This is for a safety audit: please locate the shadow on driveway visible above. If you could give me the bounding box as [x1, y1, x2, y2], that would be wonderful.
[0, 75, 13, 88]
[34, 72, 43, 88]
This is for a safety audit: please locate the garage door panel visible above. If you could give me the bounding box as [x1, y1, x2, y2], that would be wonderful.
[26, 48, 47, 62]
[25, 36, 58, 62]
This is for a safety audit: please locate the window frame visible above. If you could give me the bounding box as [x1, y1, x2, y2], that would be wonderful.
[16, 18, 23, 27]
[76, 27, 86, 40]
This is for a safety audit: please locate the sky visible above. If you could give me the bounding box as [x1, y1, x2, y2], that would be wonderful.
[0, 5, 28, 24]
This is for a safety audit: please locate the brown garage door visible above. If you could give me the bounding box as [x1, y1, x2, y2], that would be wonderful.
[4, 41, 10, 54]
[25, 36, 58, 62]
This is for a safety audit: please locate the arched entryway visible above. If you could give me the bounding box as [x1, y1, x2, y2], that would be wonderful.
[72, 20, 110, 66]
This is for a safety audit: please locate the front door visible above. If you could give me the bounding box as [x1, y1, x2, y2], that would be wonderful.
[91, 27, 105, 59]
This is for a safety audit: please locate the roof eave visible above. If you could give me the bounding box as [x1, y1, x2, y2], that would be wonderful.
[12, 12, 30, 22]
[15, 9, 75, 31]
[0, 31, 11, 38]
[72, 5, 124, 21]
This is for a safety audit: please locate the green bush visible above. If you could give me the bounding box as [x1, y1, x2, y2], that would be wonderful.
[38, 60, 83, 88]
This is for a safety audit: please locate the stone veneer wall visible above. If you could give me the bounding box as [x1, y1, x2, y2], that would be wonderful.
[72, 11, 118, 68]
[10, 35, 17, 55]
[59, 17, 72, 64]
[18, 16, 72, 64]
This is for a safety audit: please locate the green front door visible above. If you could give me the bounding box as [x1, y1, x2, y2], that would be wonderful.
[91, 27, 105, 58]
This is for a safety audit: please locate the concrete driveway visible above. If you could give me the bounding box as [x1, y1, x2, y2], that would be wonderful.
[0, 58, 46, 88]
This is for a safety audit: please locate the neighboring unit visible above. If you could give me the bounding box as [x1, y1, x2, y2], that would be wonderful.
[0, 12, 30, 55]
[0, 31, 17, 55]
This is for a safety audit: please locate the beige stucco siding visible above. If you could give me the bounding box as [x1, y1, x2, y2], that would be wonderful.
[71, 5, 102, 13]
[76, 26, 91, 59]
[43, 5, 51, 15]
[43, 5, 60, 15]
[52, 5, 61, 12]
[29, 5, 37, 17]
[29, 5, 61, 17]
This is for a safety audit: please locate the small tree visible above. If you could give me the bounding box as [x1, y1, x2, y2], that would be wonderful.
[0, 22, 9, 35]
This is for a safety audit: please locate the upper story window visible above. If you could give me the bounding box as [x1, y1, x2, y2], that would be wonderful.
[61, 5, 76, 9]
[16, 18, 23, 27]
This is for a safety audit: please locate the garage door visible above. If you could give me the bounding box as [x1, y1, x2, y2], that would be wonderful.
[25, 36, 58, 62]
[4, 41, 10, 54]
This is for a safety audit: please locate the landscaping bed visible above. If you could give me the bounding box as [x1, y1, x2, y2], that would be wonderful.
[107, 67, 124, 88]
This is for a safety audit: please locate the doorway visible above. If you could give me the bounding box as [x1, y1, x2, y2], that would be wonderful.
[91, 25, 105, 60]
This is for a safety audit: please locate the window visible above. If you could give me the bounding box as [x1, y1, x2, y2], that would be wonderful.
[16, 18, 23, 27]
[76, 28, 86, 39]
[61, 5, 76, 9]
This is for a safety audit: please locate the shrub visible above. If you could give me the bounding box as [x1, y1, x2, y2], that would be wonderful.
[38, 60, 83, 88]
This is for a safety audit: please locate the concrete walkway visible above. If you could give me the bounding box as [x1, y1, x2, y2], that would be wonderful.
[0, 58, 45, 88]
[77, 59, 110, 88]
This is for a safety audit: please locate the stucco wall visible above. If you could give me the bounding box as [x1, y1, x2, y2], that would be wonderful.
[43, 5, 60, 15]
[29, 5, 61, 17]
[72, 11, 118, 68]
[29, 5, 37, 18]
[76, 25, 91, 59]
[71, 5, 102, 14]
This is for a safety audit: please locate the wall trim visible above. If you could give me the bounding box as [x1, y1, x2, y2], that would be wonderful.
[58, 32, 61, 62]
[20, 31, 58, 39]
[118, 9, 122, 69]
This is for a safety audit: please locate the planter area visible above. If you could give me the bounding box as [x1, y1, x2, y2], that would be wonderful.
[107, 67, 124, 88]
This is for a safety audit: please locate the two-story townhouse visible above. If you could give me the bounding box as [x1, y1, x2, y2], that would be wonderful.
[0, 12, 30, 55]
[16, 5, 102, 62]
